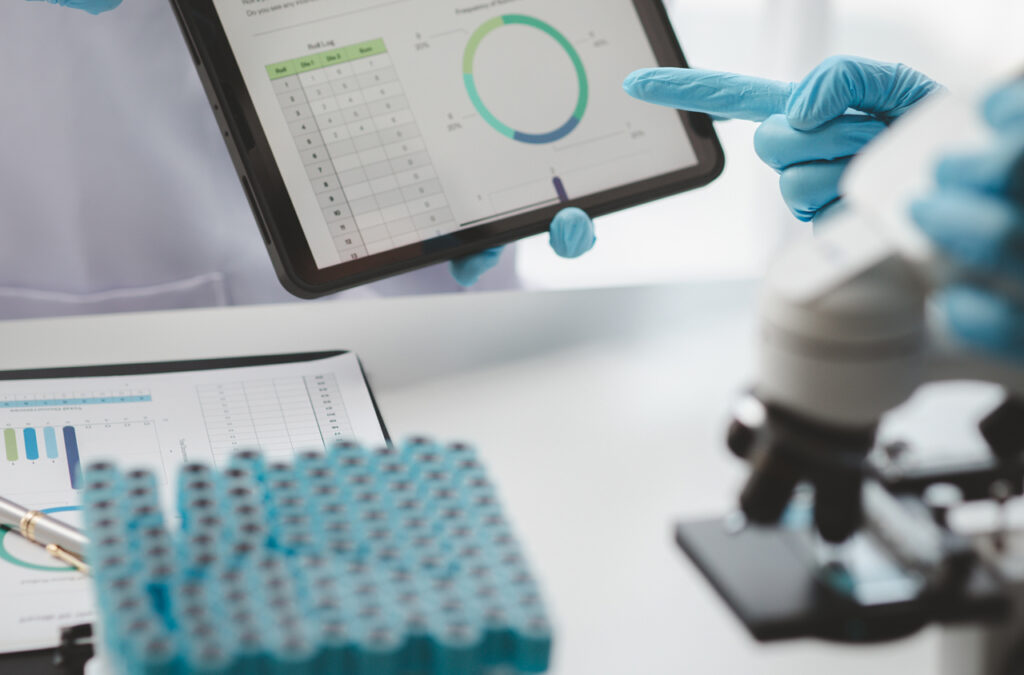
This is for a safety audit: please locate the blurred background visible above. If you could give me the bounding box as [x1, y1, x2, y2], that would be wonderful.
[517, 0, 1024, 290]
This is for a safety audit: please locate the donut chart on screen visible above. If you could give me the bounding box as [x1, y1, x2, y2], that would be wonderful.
[463, 15, 589, 144]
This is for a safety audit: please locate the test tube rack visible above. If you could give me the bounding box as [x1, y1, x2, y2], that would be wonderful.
[82, 439, 552, 675]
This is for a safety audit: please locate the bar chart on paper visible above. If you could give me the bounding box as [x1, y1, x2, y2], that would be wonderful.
[0, 421, 161, 495]
[0, 385, 164, 499]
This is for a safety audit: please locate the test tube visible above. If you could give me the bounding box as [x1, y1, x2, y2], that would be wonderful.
[182, 637, 234, 675]
[429, 618, 484, 675]
[480, 605, 514, 667]
[319, 618, 352, 674]
[512, 612, 553, 674]
[356, 624, 403, 675]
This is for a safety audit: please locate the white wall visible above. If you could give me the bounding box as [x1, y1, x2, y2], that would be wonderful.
[516, 0, 1024, 290]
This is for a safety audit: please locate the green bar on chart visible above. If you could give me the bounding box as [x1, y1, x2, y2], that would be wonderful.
[4, 428, 17, 461]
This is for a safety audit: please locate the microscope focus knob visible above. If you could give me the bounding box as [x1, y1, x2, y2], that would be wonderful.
[728, 395, 767, 459]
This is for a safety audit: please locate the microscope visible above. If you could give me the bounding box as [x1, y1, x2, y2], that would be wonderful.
[676, 74, 1024, 675]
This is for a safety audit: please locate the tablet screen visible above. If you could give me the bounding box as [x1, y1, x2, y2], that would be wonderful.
[211, 0, 700, 270]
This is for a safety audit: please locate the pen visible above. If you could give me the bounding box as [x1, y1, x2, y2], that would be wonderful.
[0, 496, 90, 574]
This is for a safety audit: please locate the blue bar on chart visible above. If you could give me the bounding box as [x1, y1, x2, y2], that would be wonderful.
[23, 428, 39, 461]
[63, 426, 82, 490]
[44, 427, 59, 459]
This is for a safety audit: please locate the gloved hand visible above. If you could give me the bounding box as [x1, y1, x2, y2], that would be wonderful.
[449, 207, 595, 287]
[25, 0, 122, 14]
[911, 80, 1024, 360]
[623, 55, 942, 221]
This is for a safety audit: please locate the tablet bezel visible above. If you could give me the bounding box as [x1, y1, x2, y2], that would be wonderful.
[169, 0, 724, 297]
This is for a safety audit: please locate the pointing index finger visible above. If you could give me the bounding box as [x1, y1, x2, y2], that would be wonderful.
[623, 68, 794, 122]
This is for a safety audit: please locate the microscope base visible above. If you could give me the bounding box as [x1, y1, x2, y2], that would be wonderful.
[675, 518, 1006, 643]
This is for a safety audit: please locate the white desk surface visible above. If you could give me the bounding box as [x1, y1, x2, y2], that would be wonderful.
[1, 280, 971, 673]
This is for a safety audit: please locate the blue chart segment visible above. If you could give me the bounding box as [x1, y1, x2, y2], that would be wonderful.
[463, 14, 589, 144]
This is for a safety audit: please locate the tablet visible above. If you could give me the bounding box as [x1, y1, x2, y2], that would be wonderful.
[169, 0, 724, 297]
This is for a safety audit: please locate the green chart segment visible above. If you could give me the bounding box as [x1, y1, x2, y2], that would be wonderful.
[463, 15, 589, 144]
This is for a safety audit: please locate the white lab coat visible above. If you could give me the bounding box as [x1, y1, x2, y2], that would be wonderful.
[0, 2, 517, 320]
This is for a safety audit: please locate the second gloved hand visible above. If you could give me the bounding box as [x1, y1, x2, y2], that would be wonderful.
[911, 80, 1024, 361]
[25, 0, 122, 14]
[449, 207, 595, 287]
[623, 56, 942, 222]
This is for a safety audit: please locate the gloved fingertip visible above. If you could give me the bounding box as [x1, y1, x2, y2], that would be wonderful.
[622, 68, 663, 99]
[449, 247, 503, 287]
[550, 208, 596, 258]
[80, 0, 123, 14]
[784, 82, 831, 132]
[448, 264, 478, 288]
[941, 285, 1024, 361]
[908, 197, 935, 225]
[790, 207, 815, 223]
[909, 194, 967, 246]
[984, 81, 1024, 131]
[811, 198, 844, 225]
[778, 161, 846, 222]
[785, 104, 829, 133]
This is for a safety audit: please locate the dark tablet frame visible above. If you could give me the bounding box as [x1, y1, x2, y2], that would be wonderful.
[168, 0, 724, 298]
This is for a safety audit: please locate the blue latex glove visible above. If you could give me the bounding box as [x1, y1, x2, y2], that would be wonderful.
[911, 80, 1024, 361]
[25, 0, 122, 13]
[449, 207, 595, 287]
[623, 56, 942, 221]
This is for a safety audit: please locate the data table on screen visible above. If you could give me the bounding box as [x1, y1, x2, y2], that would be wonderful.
[269, 39, 456, 262]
